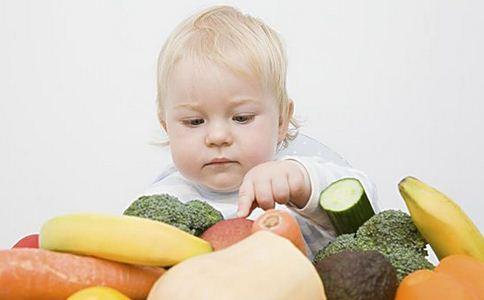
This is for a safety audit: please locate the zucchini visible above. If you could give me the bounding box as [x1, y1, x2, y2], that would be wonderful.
[319, 178, 375, 235]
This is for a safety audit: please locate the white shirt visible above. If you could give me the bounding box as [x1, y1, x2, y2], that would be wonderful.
[140, 134, 379, 258]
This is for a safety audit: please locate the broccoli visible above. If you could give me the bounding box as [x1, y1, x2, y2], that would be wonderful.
[314, 234, 357, 263]
[123, 194, 224, 236]
[123, 194, 192, 233]
[385, 247, 435, 281]
[355, 210, 427, 256]
[313, 210, 434, 281]
[185, 200, 224, 236]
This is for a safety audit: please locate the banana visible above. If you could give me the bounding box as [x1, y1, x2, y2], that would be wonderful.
[399, 176, 484, 262]
[40, 213, 212, 266]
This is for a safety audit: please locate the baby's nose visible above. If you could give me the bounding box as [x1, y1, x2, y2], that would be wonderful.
[205, 122, 233, 147]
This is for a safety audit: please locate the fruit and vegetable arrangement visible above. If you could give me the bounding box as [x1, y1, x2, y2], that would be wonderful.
[1, 176, 483, 299]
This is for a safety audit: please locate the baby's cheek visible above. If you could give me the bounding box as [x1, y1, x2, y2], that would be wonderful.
[241, 143, 276, 169]
[245, 131, 279, 161]
[170, 144, 199, 174]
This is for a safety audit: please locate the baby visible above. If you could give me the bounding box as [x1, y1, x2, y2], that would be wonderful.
[143, 5, 378, 256]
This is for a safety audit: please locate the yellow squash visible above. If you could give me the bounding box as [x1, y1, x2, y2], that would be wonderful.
[398, 176, 484, 261]
[148, 231, 326, 300]
[40, 213, 212, 266]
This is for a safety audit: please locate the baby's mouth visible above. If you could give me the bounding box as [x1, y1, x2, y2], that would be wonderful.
[205, 157, 236, 165]
[204, 161, 238, 166]
[204, 158, 238, 167]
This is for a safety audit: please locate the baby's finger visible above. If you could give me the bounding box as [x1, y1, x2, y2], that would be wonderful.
[271, 176, 290, 205]
[254, 179, 275, 211]
[237, 179, 255, 218]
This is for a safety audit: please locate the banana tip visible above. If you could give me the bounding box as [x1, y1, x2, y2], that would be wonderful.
[398, 176, 419, 188]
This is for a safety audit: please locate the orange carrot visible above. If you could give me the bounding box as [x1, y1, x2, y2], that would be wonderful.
[0, 248, 164, 300]
[251, 209, 307, 256]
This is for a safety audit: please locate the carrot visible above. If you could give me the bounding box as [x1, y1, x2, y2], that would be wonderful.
[0, 248, 164, 300]
[251, 209, 307, 256]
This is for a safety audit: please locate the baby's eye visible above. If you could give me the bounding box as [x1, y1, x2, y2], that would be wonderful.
[233, 115, 254, 124]
[183, 118, 205, 127]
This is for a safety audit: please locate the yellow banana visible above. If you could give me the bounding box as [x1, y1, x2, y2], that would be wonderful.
[40, 213, 212, 266]
[399, 176, 484, 262]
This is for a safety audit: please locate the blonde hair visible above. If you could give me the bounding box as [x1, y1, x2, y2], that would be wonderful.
[156, 5, 299, 148]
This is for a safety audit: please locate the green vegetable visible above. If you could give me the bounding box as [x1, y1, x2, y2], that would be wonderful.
[314, 250, 398, 300]
[313, 233, 357, 262]
[355, 210, 427, 256]
[314, 210, 433, 281]
[123, 194, 223, 236]
[185, 200, 224, 236]
[319, 178, 375, 235]
[123, 194, 192, 233]
[384, 247, 435, 281]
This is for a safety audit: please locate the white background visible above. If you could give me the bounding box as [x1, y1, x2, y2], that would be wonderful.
[1, 0, 483, 251]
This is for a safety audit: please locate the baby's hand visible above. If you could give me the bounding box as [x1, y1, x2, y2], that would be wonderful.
[236, 160, 311, 217]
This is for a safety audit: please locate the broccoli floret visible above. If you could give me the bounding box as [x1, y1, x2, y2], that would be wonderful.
[385, 247, 435, 281]
[313, 210, 434, 281]
[313, 234, 357, 263]
[123, 194, 224, 236]
[123, 194, 192, 233]
[185, 200, 224, 236]
[356, 209, 427, 256]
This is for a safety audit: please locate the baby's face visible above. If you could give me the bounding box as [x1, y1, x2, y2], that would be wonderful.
[162, 58, 286, 192]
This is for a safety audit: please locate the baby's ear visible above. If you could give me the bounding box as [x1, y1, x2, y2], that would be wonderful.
[278, 99, 294, 142]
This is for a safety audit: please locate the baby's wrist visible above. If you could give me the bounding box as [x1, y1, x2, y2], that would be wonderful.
[284, 160, 311, 209]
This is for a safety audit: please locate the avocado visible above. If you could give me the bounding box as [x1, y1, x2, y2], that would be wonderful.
[314, 250, 398, 300]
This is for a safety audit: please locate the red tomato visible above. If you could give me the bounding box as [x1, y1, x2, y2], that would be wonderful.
[12, 234, 39, 248]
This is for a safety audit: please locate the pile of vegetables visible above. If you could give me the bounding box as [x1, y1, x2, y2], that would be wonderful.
[0, 176, 483, 300]
[311, 176, 483, 300]
[314, 210, 434, 281]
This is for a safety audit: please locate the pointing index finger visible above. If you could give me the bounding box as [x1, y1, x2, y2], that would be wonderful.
[237, 179, 255, 218]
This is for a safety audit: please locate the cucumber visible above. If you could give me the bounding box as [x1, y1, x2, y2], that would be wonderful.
[319, 178, 375, 235]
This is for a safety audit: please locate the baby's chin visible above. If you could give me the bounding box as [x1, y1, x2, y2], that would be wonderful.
[200, 179, 241, 193]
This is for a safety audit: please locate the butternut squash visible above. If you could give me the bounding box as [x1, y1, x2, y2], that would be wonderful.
[148, 231, 326, 300]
